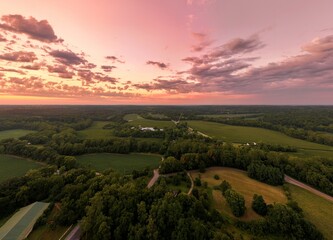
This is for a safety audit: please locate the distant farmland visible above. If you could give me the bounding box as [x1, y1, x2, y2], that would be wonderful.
[188, 121, 333, 157]
[77, 121, 114, 139]
[0, 155, 43, 182]
[77, 153, 161, 173]
[0, 129, 35, 141]
[124, 114, 174, 128]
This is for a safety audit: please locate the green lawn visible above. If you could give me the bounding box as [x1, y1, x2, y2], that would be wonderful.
[288, 184, 333, 239]
[124, 114, 174, 128]
[77, 121, 114, 139]
[191, 167, 287, 221]
[77, 153, 161, 173]
[188, 121, 333, 157]
[0, 155, 43, 182]
[0, 129, 35, 141]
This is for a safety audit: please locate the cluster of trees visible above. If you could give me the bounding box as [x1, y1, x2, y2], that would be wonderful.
[219, 180, 246, 217]
[237, 203, 323, 240]
[247, 161, 284, 185]
[252, 194, 267, 216]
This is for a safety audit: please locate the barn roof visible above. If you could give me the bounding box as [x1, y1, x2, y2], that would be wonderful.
[0, 202, 49, 240]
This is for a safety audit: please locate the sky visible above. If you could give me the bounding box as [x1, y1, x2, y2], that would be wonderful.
[0, 0, 332, 105]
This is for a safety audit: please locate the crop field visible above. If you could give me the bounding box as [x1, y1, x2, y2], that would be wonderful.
[190, 167, 287, 221]
[0, 155, 43, 182]
[124, 114, 174, 128]
[188, 121, 333, 157]
[77, 121, 114, 139]
[288, 184, 333, 239]
[77, 153, 161, 173]
[0, 129, 36, 141]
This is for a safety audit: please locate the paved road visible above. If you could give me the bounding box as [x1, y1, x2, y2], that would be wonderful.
[147, 169, 160, 188]
[285, 175, 333, 202]
[64, 225, 81, 240]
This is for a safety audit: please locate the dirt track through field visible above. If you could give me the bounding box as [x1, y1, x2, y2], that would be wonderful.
[285, 175, 333, 202]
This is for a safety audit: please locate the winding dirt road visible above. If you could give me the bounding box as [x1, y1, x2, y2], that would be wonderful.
[284, 175, 333, 202]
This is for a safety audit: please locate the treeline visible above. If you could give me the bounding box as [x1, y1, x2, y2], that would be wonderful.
[0, 138, 77, 169]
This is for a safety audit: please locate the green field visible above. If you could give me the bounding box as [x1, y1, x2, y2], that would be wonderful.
[0, 129, 36, 140]
[199, 114, 261, 119]
[191, 167, 287, 221]
[77, 153, 161, 173]
[188, 121, 333, 157]
[124, 114, 174, 128]
[288, 184, 333, 239]
[0, 155, 43, 182]
[77, 121, 114, 139]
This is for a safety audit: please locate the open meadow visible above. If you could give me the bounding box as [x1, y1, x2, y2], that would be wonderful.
[0, 129, 36, 141]
[0, 155, 43, 182]
[288, 184, 333, 239]
[124, 114, 174, 128]
[77, 121, 114, 139]
[188, 121, 333, 157]
[190, 167, 287, 221]
[77, 153, 161, 173]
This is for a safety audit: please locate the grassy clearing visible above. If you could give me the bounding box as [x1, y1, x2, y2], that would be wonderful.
[0, 155, 43, 182]
[188, 121, 333, 157]
[191, 167, 287, 221]
[0, 129, 35, 140]
[148, 113, 169, 119]
[124, 114, 174, 128]
[77, 121, 114, 139]
[77, 153, 161, 173]
[199, 114, 260, 118]
[288, 184, 333, 239]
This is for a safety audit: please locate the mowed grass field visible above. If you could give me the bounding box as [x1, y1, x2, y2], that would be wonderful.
[124, 114, 174, 128]
[0, 155, 43, 182]
[188, 121, 333, 157]
[0, 129, 35, 141]
[288, 184, 333, 239]
[77, 121, 114, 139]
[77, 153, 161, 173]
[190, 167, 287, 221]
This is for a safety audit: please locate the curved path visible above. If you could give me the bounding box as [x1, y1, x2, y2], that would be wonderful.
[285, 175, 333, 202]
[186, 171, 194, 195]
[147, 169, 160, 189]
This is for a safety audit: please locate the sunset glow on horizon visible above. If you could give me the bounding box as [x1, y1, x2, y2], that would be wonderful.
[0, 0, 332, 105]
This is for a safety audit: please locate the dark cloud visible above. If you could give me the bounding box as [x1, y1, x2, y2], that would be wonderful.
[136, 35, 333, 95]
[101, 65, 116, 72]
[191, 32, 213, 52]
[50, 50, 86, 66]
[0, 15, 60, 42]
[146, 61, 169, 70]
[0, 67, 26, 75]
[47, 65, 75, 79]
[105, 56, 125, 63]
[0, 51, 37, 62]
[77, 69, 117, 84]
[0, 33, 6, 42]
[210, 34, 265, 58]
